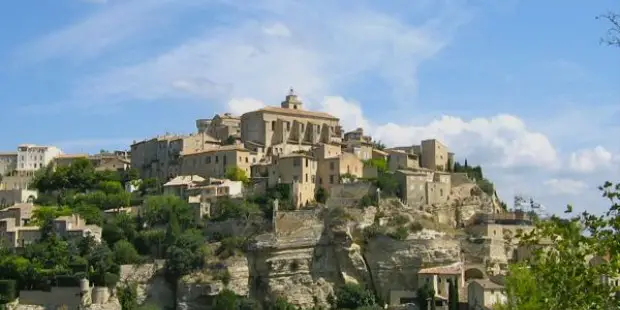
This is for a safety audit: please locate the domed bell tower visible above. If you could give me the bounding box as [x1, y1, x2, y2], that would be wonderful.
[281, 87, 303, 110]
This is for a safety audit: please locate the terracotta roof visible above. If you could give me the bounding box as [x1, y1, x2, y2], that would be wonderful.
[182, 145, 249, 156]
[164, 175, 206, 187]
[470, 279, 504, 290]
[248, 106, 338, 120]
[418, 262, 462, 275]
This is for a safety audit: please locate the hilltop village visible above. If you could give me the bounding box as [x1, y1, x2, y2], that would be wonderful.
[0, 90, 545, 310]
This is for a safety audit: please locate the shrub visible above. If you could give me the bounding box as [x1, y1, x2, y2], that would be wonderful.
[0, 280, 17, 304]
[409, 221, 423, 233]
[217, 237, 247, 259]
[55, 275, 80, 287]
[362, 224, 385, 243]
[359, 195, 374, 208]
[103, 272, 120, 288]
[334, 283, 376, 309]
[390, 214, 409, 226]
[212, 269, 231, 286]
[388, 226, 409, 241]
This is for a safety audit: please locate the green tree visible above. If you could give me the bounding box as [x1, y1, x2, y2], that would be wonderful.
[497, 182, 620, 309]
[113, 240, 141, 265]
[416, 283, 434, 310]
[448, 279, 458, 310]
[142, 195, 194, 227]
[138, 178, 162, 196]
[314, 187, 328, 204]
[334, 283, 376, 309]
[223, 135, 237, 146]
[225, 167, 250, 184]
[118, 282, 139, 310]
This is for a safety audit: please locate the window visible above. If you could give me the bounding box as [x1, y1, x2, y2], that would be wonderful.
[329, 175, 334, 184]
[293, 158, 301, 167]
[440, 189, 443, 196]
[311, 175, 315, 183]
[305, 174, 308, 182]
[207, 157, 211, 164]
[215, 156, 219, 163]
[305, 158, 308, 167]
[245, 157, 249, 163]
[293, 175, 299, 182]
[286, 122, 291, 131]
[329, 162, 335, 170]
[272, 121, 276, 130]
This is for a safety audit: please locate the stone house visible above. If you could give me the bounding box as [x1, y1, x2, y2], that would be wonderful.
[0, 205, 101, 248]
[269, 153, 318, 208]
[16, 144, 63, 172]
[196, 113, 241, 141]
[130, 132, 220, 180]
[420, 139, 452, 171]
[417, 262, 465, 304]
[240, 89, 342, 156]
[0, 152, 17, 176]
[163, 175, 206, 198]
[180, 145, 257, 179]
[313, 144, 364, 190]
[395, 168, 451, 207]
[467, 278, 506, 309]
[386, 149, 420, 171]
[342, 127, 374, 161]
[0, 189, 37, 208]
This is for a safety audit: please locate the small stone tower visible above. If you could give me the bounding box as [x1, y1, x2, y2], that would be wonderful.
[281, 88, 303, 110]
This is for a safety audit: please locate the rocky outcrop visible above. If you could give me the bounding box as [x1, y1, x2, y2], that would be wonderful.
[176, 256, 250, 310]
[119, 261, 172, 309]
[364, 230, 461, 302]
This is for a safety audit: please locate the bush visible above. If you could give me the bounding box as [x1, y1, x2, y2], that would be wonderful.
[0, 280, 17, 304]
[315, 187, 328, 204]
[212, 269, 231, 286]
[217, 237, 247, 259]
[334, 283, 376, 309]
[388, 226, 409, 241]
[55, 275, 80, 287]
[103, 272, 119, 287]
[390, 214, 409, 226]
[359, 195, 374, 208]
[362, 224, 385, 243]
[409, 221, 423, 233]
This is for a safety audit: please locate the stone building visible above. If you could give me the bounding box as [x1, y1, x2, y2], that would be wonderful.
[313, 144, 364, 190]
[180, 145, 257, 180]
[417, 262, 464, 302]
[421, 139, 451, 171]
[0, 152, 17, 177]
[16, 144, 63, 172]
[240, 89, 342, 156]
[467, 278, 506, 309]
[386, 149, 420, 171]
[342, 127, 374, 161]
[130, 132, 220, 180]
[0, 204, 102, 248]
[395, 168, 451, 207]
[196, 113, 241, 142]
[54, 152, 130, 172]
[0, 189, 37, 208]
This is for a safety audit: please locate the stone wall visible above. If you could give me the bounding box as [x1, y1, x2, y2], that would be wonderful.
[274, 209, 323, 238]
[18, 287, 83, 308]
[450, 173, 471, 187]
[327, 183, 375, 208]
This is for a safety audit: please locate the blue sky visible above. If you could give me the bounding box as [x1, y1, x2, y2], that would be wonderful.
[0, 0, 618, 214]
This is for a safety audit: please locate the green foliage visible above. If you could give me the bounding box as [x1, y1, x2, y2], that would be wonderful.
[387, 226, 409, 241]
[334, 283, 376, 309]
[223, 136, 237, 146]
[359, 194, 374, 208]
[138, 178, 162, 196]
[448, 279, 458, 310]
[371, 140, 386, 150]
[118, 282, 139, 310]
[314, 187, 328, 204]
[113, 240, 141, 265]
[498, 182, 620, 309]
[211, 198, 261, 222]
[225, 167, 250, 184]
[476, 178, 495, 196]
[0, 280, 17, 304]
[142, 195, 194, 227]
[375, 172, 400, 197]
[416, 283, 433, 310]
[217, 237, 247, 259]
[363, 158, 387, 173]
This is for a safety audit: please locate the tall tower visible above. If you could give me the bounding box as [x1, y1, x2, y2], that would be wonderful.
[281, 87, 303, 110]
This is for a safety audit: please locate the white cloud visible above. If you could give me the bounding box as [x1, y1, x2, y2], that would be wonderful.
[543, 178, 588, 195]
[18, 0, 200, 63]
[227, 98, 266, 116]
[57, 0, 470, 109]
[262, 23, 291, 37]
[569, 146, 616, 173]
